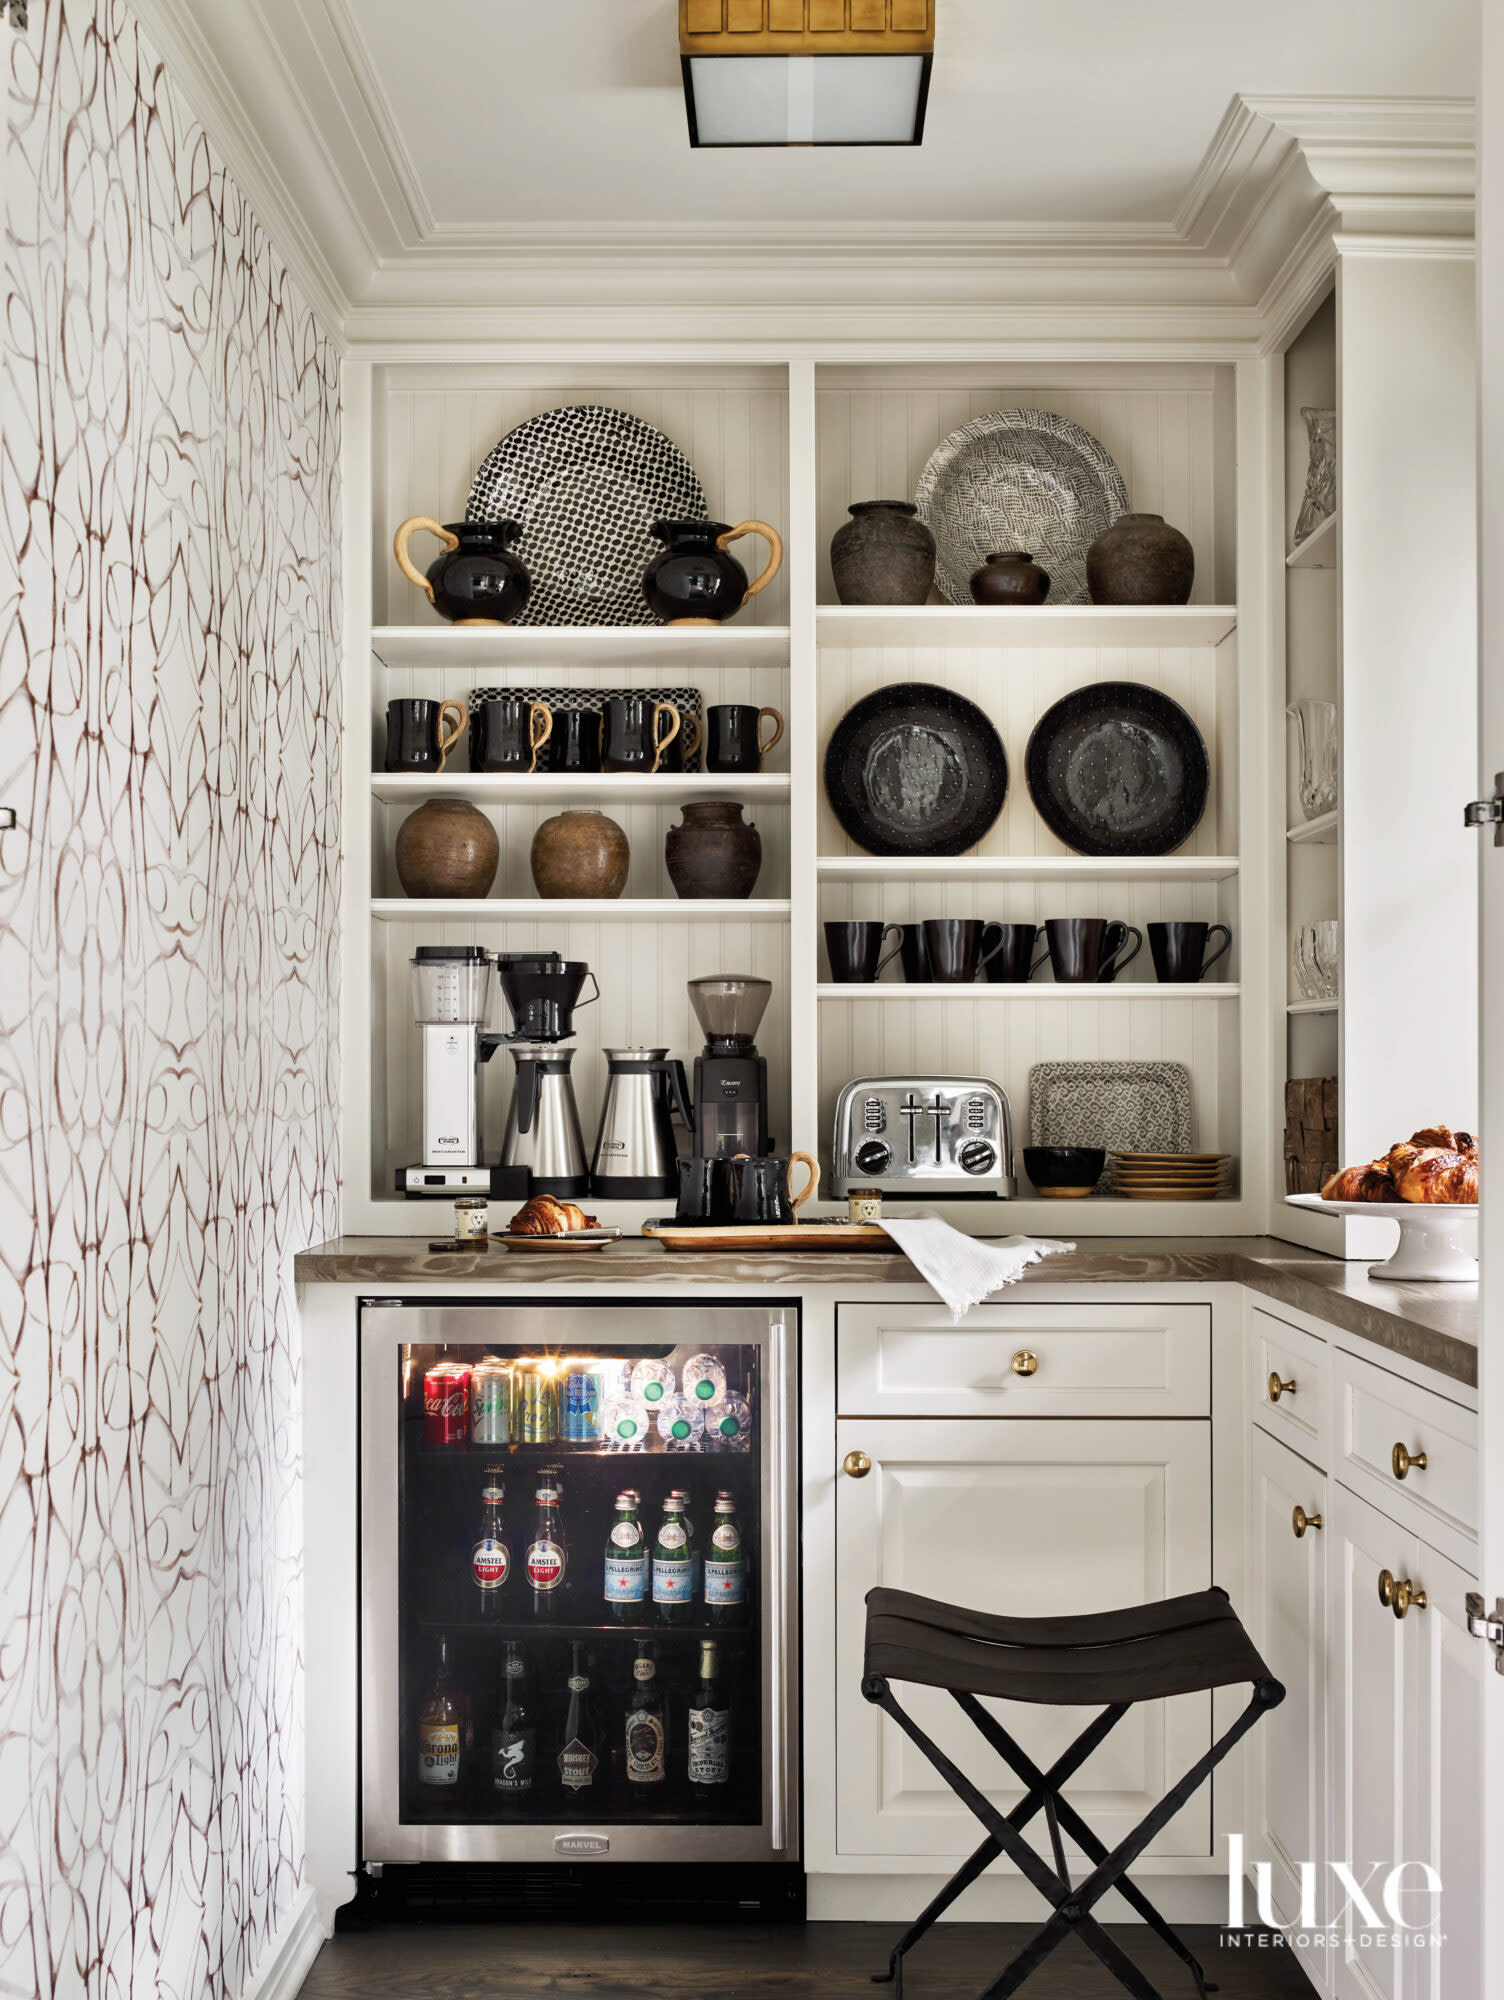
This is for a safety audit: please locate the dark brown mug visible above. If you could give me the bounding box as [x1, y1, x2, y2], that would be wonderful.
[728, 1151, 820, 1225]
[897, 923, 934, 982]
[384, 697, 466, 774]
[923, 918, 1008, 984]
[1148, 921, 1232, 983]
[824, 920, 903, 983]
[1046, 917, 1143, 984]
[469, 692, 552, 773]
[601, 694, 681, 774]
[982, 922, 1051, 984]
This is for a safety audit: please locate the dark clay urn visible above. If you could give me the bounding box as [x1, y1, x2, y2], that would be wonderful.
[969, 551, 1051, 606]
[643, 518, 783, 625]
[393, 515, 532, 624]
[1086, 512, 1195, 605]
[830, 500, 936, 605]
[665, 801, 762, 900]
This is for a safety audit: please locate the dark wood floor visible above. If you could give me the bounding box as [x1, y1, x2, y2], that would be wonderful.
[299, 1921, 1319, 1998]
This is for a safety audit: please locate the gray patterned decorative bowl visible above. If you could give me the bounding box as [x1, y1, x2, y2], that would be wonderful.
[915, 409, 1128, 607]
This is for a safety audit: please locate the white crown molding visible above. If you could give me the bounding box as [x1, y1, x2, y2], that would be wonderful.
[122, 3, 1477, 351]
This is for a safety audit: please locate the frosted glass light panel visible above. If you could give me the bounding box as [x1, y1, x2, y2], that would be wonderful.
[685, 55, 930, 145]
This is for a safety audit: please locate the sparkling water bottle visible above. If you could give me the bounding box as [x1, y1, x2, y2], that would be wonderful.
[630, 1358, 675, 1408]
[704, 1392, 751, 1451]
[682, 1352, 727, 1406]
[656, 1394, 705, 1448]
[602, 1397, 649, 1449]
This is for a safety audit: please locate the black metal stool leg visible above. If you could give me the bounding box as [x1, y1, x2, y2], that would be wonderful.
[871, 1834, 1002, 1995]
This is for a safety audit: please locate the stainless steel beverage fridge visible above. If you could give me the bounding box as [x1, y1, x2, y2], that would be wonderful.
[359, 1302, 798, 1867]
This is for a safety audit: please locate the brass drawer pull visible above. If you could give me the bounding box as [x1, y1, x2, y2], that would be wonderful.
[1011, 1350, 1039, 1377]
[1392, 1442, 1428, 1480]
[1268, 1372, 1297, 1403]
[843, 1450, 872, 1479]
[1391, 1577, 1428, 1620]
[1378, 1567, 1395, 1607]
[1292, 1505, 1323, 1538]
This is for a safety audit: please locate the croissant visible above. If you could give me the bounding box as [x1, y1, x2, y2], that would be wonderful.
[1321, 1163, 1394, 1203]
[1392, 1148, 1478, 1205]
[508, 1195, 599, 1236]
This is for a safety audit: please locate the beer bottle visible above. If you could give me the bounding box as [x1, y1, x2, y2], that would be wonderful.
[556, 1640, 602, 1797]
[490, 1640, 534, 1797]
[525, 1479, 567, 1615]
[471, 1467, 510, 1614]
[652, 1494, 692, 1625]
[704, 1490, 746, 1624]
[670, 1487, 700, 1598]
[603, 1492, 647, 1621]
[688, 1638, 731, 1802]
[417, 1633, 462, 1788]
[624, 1641, 667, 1804]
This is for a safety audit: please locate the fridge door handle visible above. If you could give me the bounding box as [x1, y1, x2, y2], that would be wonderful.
[767, 1310, 796, 1854]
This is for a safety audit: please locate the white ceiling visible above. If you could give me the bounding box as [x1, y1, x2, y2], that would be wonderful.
[321, 0, 1471, 230]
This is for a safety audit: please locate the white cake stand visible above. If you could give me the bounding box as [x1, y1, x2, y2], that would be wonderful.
[1284, 1194, 1478, 1282]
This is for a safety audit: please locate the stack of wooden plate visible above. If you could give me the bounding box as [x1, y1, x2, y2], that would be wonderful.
[1110, 1152, 1233, 1201]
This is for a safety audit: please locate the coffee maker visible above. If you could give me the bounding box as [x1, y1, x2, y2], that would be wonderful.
[492, 953, 597, 1202]
[398, 945, 504, 1197]
[687, 975, 772, 1159]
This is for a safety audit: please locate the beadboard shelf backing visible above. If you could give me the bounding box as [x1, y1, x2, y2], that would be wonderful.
[371, 793, 790, 901]
[371, 624, 791, 673]
[814, 362, 1237, 606]
[370, 914, 790, 1205]
[373, 365, 790, 627]
[817, 605, 1237, 649]
[816, 635, 1240, 860]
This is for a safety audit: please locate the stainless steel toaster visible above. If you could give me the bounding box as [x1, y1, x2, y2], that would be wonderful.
[831, 1076, 1016, 1198]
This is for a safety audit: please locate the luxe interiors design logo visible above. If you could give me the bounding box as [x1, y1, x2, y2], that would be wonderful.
[1223, 1836, 1444, 1953]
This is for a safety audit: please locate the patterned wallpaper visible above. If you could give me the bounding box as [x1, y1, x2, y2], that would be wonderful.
[0, 4, 342, 1997]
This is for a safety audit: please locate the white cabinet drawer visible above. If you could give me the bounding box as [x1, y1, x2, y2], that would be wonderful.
[1332, 1348, 1477, 1567]
[835, 1302, 1210, 1418]
[1249, 1308, 1328, 1465]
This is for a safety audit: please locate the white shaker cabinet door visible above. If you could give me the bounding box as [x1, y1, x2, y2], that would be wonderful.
[1326, 1482, 1421, 2000]
[1247, 1427, 1330, 1996]
[833, 1417, 1212, 1863]
[1406, 1539, 1481, 2000]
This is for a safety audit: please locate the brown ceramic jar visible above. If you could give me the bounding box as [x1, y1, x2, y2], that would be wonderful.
[830, 500, 937, 605]
[1086, 512, 1195, 605]
[665, 801, 762, 900]
[969, 550, 1051, 606]
[394, 796, 500, 899]
[529, 809, 630, 899]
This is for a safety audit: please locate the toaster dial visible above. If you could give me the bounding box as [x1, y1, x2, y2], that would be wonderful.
[854, 1138, 892, 1176]
[959, 1139, 998, 1176]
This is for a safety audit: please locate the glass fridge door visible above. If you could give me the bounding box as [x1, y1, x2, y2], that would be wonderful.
[360, 1302, 796, 1864]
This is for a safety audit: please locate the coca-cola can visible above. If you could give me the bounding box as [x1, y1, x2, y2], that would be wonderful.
[424, 1360, 472, 1447]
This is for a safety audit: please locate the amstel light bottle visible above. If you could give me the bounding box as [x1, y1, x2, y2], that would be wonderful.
[525, 1478, 567, 1617]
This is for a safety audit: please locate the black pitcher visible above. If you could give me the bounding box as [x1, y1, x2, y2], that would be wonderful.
[393, 516, 531, 624]
[643, 519, 783, 625]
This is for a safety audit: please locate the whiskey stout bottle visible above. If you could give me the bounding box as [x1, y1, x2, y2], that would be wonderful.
[556, 1641, 602, 1798]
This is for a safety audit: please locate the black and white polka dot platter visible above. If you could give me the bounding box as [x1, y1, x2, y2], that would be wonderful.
[466, 404, 707, 627]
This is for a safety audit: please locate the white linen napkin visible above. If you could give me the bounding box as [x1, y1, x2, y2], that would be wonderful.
[878, 1216, 1075, 1320]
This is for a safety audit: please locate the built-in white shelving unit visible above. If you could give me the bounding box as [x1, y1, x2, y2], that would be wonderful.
[343, 352, 1270, 1236]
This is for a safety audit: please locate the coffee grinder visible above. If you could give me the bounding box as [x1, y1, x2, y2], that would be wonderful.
[398, 944, 502, 1197]
[687, 975, 772, 1159]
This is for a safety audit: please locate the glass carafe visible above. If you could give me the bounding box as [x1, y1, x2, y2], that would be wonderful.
[1287, 699, 1338, 822]
[410, 944, 493, 1025]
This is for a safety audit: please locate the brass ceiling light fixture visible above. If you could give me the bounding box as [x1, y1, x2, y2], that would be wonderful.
[680, 1, 934, 147]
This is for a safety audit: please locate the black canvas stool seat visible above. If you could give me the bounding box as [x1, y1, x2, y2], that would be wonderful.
[862, 1584, 1284, 2000]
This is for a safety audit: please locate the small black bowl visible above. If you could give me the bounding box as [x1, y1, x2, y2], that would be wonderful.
[1024, 1146, 1107, 1199]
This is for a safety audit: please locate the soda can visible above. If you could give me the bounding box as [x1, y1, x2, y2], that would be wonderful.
[519, 1366, 558, 1445]
[563, 1367, 602, 1443]
[423, 1360, 471, 1447]
[471, 1359, 512, 1445]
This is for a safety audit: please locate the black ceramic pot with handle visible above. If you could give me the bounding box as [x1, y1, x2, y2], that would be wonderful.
[393, 516, 531, 624]
[643, 519, 783, 625]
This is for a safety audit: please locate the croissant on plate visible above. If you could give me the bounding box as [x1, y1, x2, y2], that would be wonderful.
[1320, 1162, 1394, 1203]
[1392, 1148, 1478, 1205]
[1320, 1126, 1478, 1206]
[508, 1194, 599, 1236]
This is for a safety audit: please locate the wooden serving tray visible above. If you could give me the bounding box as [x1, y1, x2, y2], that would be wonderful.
[642, 1220, 898, 1254]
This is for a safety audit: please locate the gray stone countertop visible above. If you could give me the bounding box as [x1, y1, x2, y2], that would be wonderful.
[293, 1233, 1478, 1389]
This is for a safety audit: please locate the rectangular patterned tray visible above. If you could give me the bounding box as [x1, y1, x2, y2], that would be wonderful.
[1029, 1061, 1193, 1191]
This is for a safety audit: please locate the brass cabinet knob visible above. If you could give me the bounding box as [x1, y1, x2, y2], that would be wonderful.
[1292, 1505, 1323, 1538]
[1268, 1372, 1297, 1403]
[1391, 1577, 1428, 1620]
[1392, 1442, 1428, 1480]
[843, 1450, 872, 1479]
[1378, 1568, 1396, 1607]
[1011, 1350, 1040, 1377]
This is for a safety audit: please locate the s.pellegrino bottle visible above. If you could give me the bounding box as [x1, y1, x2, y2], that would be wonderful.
[526, 1479, 567, 1615]
[604, 1492, 647, 1621]
[689, 1638, 731, 1802]
[417, 1633, 462, 1789]
[704, 1490, 746, 1622]
[652, 1495, 692, 1625]
[472, 1467, 510, 1614]
[556, 1641, 602, 1797]
[625, 1642, 667, 1804]
[670, 1487, 700, 1597]
[490, 1640, 534, 1797]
